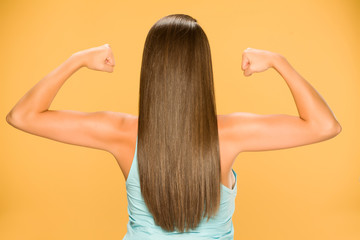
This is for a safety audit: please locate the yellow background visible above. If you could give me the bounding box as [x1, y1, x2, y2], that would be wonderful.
[1, 0, 359, 239]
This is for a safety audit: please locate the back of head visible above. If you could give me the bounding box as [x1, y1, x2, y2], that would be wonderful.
[137, 13, 221, 232]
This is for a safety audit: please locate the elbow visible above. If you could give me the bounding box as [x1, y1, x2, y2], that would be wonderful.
[6, 111, 17, 127]
[6, 110, 26, 128]
[320, 121, 342, 138]
[335, 122, 342, 133]
[6, 111, 13, 125]
[330, 121, 342, 135]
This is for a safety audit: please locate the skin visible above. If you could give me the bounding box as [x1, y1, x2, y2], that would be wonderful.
[6, 44, 342, 190]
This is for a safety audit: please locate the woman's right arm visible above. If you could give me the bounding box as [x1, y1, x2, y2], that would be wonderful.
[223, 48, 341, 153]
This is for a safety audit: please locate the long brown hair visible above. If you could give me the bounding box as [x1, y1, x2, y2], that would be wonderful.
[137, 14, 221, 232]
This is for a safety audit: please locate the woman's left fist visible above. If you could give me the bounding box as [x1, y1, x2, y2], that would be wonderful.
[74, 43, 115, 73]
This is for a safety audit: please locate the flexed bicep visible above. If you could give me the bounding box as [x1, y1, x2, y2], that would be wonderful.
[7, 110, 134, 154]
[223, 112, 341, 153]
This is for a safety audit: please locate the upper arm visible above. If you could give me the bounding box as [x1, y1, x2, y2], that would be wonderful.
[219, 112, 341, 154]
[6, 110, 136, 155]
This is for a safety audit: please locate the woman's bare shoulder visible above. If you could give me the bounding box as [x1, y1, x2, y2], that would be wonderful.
[108, 112, 138, 178]
[109, 112, 138, 141]
[217, 113, 242, 170]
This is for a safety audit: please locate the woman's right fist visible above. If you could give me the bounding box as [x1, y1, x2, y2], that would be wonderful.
[241, 48, 278, 77]
[72, 43, 116, 73]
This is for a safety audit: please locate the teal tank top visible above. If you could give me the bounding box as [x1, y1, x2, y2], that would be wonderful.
[123, 137, 237, 239]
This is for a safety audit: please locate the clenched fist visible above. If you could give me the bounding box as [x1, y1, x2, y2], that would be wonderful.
[241, 48, 278, 77]
[73, 43, 116, 73]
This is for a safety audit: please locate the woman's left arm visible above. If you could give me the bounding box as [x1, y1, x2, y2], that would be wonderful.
[6, 44, 131, 155]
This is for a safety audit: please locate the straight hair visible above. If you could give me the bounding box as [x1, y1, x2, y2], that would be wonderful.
[137, 13, 221, 232]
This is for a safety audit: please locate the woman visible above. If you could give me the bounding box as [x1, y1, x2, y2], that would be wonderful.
[6, 14, 341, 239]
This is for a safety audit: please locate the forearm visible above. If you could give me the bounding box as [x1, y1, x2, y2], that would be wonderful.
[7, 53, 84, 121]
[271, 54, 341, 131]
